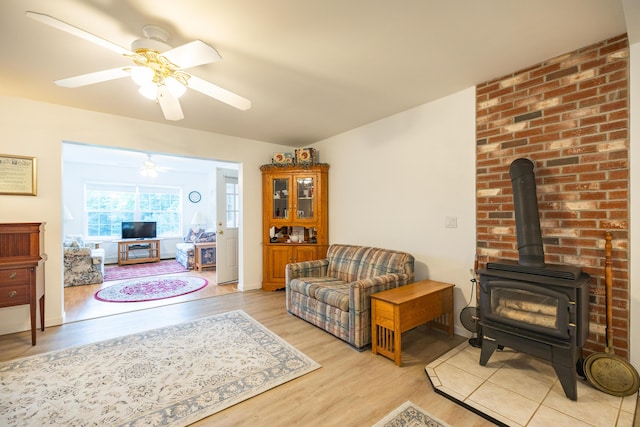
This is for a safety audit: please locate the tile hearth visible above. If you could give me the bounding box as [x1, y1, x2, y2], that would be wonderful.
[426, 342, 637, 427]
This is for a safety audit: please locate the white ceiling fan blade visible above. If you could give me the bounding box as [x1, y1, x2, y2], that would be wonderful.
[187, 75, 251, 111]
[55, 67, 130, 88]
[162, 40, 221, 69]
[25, 11, 132, 56]
[157, 85, 184, 121]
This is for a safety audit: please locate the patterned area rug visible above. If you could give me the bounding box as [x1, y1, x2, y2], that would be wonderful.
[0, 310, 320, 426]
[372, 401, 451, 427]
[104, 259, 187, 282]
[95, 276, 208, 302]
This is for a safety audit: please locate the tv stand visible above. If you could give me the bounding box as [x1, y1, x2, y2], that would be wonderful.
[117, 239, 160, 266]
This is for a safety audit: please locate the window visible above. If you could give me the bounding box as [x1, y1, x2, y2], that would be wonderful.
[85, 183, 181, 238]
[225, 176, 239, 228]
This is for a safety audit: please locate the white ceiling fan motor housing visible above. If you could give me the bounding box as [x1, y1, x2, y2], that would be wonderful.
[131, 25, 172, 53]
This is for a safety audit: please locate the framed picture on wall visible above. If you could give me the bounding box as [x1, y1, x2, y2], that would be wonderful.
[0, 154, 37, 196]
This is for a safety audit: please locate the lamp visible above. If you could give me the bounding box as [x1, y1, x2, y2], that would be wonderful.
[191, 211, 208, 232]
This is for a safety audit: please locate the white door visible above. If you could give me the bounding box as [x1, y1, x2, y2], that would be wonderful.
[215, 168, 239, 284]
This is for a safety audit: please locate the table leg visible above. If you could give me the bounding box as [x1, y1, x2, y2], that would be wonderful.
[371, 302, 378, 355]
[393, 305, 402, 366]
[40, 294, 45, 331]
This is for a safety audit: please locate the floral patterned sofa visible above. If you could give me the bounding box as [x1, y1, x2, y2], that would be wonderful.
[285, 244, 415, 349]
[175, 230, 216, 269]
[63, 236, 105, 287]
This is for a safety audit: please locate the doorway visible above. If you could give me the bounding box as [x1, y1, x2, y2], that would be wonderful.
[61, 142, 241, 322]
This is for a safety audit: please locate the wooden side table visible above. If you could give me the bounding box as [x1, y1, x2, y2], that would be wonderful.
[194, 242, 216, 272]
[371, 280, 455, 366]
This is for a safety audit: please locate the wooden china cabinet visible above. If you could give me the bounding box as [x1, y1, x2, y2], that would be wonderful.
[261, 164, 329, 291]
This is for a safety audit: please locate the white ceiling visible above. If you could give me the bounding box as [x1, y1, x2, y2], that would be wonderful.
[0, 0, 632, 147]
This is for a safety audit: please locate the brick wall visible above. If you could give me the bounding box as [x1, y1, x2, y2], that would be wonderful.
[476, 35, 629, 357]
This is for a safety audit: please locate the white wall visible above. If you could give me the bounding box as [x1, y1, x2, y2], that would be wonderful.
[0, 95, 289, 335]
[314, 87, 477, 336]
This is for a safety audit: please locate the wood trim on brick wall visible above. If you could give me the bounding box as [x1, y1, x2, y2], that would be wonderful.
[475, 34, 630, 358]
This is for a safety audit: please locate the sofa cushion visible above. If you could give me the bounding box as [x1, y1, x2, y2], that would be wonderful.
[326, 245, 372, 282]
[63, 247, 91, 256]
[314, 284, 350, 311]
[355, 247, 413, 279]
[288, 276, 346, 299]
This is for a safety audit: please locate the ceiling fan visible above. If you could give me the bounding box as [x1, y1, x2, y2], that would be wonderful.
[140, 154, 170, 177]
[25, 11, 251, 121]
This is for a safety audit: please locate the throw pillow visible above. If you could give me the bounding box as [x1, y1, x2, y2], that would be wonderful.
[184, 229, 204, 243]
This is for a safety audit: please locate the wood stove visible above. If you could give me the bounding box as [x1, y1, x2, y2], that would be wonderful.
[477, 158, 590, 401]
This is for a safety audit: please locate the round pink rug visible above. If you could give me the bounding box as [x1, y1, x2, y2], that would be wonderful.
[95, 276, 208, 303]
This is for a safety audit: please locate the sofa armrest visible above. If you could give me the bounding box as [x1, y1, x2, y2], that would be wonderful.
[285, 259, 329, 286]
[349, 273, 414, 312]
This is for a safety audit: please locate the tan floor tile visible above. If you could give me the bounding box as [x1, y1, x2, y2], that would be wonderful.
[468, 381, 539, 426]
[466, 400, 526, 427]
[446, 344, 515, 379]
[616, 409, 635, 427]
[620, 393, 637, 414]
[527, 405, 592, 427]
[542, 382, 620, 426]
[433, 362, 485, 398]
[577, 379, 626, 408]
[488, 354, 556, 402]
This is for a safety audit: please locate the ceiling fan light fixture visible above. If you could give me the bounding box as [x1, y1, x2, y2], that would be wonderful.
[27, 12, 250, 121]
[130, 66, 154, 86]
[140, 157, 159, 177]
[165, 76, 187, 98]
[140, 168, 158, 178]
[138, 83, 158, 100]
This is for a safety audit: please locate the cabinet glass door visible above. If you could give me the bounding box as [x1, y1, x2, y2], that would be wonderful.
[272, 178, 290, 219]
[296, 176, 315, 220]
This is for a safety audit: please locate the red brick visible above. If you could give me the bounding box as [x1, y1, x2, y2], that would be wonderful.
[475, 34, 630, 356]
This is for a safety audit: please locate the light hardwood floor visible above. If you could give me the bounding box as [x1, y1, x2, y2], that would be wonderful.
[0, 289, 498, 426]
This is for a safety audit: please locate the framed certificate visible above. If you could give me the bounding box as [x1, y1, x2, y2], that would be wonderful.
[0, 154, 37, 196]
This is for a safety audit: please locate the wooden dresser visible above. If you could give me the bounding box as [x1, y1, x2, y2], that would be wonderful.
[0, 223, 46, 345]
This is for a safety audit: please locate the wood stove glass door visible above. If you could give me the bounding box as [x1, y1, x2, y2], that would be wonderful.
[481, 279, 572, 339]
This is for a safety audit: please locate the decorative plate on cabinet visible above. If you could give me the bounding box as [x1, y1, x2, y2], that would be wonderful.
[272, 152, 285, 164]
[295, 148, 315, 165]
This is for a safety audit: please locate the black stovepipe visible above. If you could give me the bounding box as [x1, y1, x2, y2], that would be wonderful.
[509, 158, 545, 268]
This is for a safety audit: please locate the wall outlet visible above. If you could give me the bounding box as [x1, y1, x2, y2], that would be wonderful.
[445, 216, 457, 228]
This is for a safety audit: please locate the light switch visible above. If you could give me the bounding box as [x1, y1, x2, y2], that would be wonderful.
[445, 216, 457, 228]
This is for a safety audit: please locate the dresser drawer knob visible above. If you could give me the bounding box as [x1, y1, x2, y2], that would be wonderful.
[8, 272, 17, 279]
[8, 290, 17, 298]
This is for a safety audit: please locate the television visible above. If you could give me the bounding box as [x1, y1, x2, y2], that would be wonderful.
[121, 221, 157, 240]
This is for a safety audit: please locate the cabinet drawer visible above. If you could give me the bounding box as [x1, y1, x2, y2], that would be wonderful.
[0, 269, 30, 285]
[0, 283, 30, 306]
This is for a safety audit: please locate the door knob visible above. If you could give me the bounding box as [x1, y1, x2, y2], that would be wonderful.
[218, 230, 224, 235]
